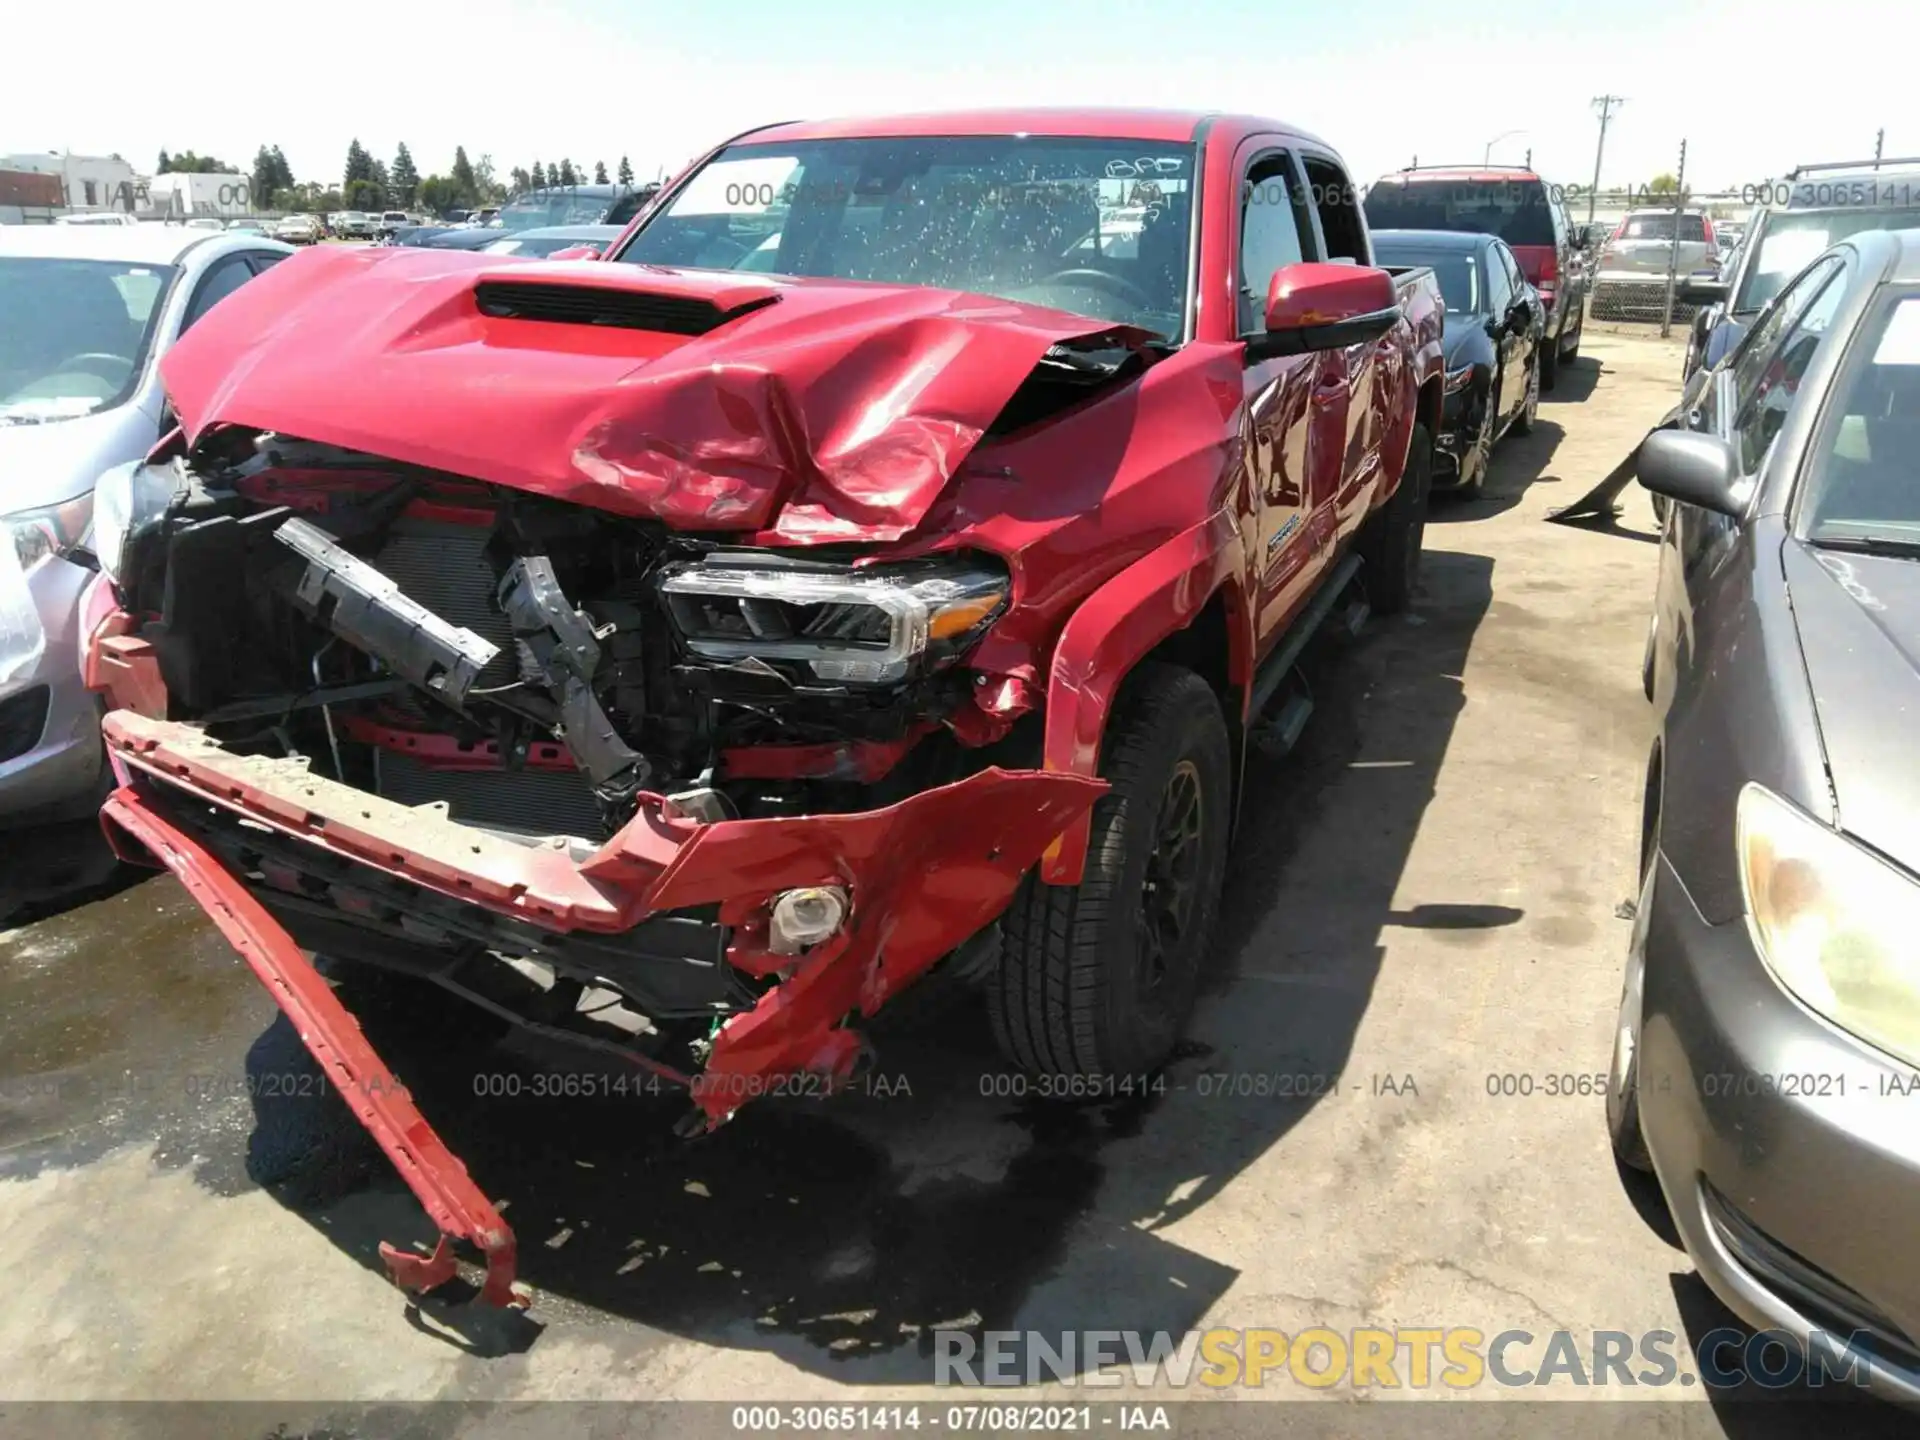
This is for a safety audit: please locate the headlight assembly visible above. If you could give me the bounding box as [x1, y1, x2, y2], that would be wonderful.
[90, 460, 179, 589]
[7, 492, 93, 573]
[659, 554, 1010, 685]
[1738, 782, 1920, 1068]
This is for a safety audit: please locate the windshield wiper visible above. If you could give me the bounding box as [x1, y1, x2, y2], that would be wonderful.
[1811, 533, 1920, 559]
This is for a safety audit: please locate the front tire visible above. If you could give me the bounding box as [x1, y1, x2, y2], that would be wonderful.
[989, 664, 1231, 1082]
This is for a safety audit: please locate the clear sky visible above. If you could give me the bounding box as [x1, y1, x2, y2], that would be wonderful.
[5, 0, 1909, 194]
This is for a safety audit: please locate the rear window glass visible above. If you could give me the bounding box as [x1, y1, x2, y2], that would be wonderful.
[1363, 179, 1554, 247]
[1618, 213, 1708, 241]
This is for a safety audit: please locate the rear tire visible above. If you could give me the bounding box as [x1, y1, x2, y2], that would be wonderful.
[1540, 338, 1560, 392]
[1358, 422, 1431, 614]
[989, 664, 1231, 1083]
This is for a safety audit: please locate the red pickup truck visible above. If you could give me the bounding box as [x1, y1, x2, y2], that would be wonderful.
[81, 108, 1443, 1305]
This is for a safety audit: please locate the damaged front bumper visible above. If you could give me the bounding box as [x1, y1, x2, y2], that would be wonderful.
[98, 708, 1102, 1304]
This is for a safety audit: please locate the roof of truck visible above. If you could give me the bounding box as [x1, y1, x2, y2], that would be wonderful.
[743, 108, 1328, 149]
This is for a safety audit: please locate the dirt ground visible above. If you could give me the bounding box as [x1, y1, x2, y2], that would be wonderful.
[0, 329, 1896, 1433]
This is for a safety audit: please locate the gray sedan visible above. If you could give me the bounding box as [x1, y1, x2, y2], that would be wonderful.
[1613, 226, 1920, 1405]
[0, 223, 291, 825]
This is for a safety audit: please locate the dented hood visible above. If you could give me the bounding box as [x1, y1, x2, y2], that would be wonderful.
[160, 245, 1149, 542]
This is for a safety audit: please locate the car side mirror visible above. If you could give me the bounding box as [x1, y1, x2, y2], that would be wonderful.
[1636, 429, 1743, 517]
[546, 245, 602, 261]
[1508, 298, 1533, 333]
[1252, 262, 1400, 359]
[1678, 274, 1730, 306]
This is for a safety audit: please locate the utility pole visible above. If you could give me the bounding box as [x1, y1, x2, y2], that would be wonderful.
[1875, 129, 1885, 169]
[1588, 94, 1625, 225]
[1525, 147, 1533, 169]
[1661, 139, 1688, 339]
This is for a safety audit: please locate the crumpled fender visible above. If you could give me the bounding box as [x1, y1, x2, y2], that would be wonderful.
[1036, 507, 1251, 885]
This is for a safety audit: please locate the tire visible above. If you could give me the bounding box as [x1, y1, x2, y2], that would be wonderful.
[1607, 859, 1657, 1172]
[243, 1012, 381, 1206]
[1608, 767, 1662, 1172]
[1358, 421, 1431, 614]
[1539, 337, 1560, 392]
[989, 664, 1231, 1082]
[1559, 304, 1583, 363]
[1510, 353, 1539, 437]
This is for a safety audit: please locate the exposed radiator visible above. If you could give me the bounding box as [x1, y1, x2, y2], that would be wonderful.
[364, 517, 604, 841]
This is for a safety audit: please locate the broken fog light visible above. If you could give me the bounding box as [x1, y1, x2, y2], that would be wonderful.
[659, 556, 1009, 685]
[768, 885, 850, 955]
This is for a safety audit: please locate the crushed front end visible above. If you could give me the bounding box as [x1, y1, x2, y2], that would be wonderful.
[87, 434, 1104, 1303]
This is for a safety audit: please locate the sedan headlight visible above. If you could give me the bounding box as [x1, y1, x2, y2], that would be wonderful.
[91, 460, 179, 588]
[1738, 782, 1920, 1067]
[659, 554, 1010, 685]
[7, 493, 93, 573]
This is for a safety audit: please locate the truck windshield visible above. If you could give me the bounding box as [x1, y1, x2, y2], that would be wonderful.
[1738, 207, 1920, 314]
[497, 191, 613, 230]
[1363, 178, 1555, 248]
[614, 136, 1198, 340]
[0, 258, 174, 424]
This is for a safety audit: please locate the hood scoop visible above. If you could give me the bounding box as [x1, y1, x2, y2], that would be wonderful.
[473, 280, 775, 336]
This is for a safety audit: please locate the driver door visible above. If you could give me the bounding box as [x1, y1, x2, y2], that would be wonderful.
[1235, 145, 1327, 662]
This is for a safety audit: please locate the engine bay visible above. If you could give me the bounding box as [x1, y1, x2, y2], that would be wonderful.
[111, 427, 1019, 846]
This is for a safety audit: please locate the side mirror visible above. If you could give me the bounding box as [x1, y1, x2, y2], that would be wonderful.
[1508, 298, 1534, 333]
[1636, 429, 1743, 517]
[547, 245, 602, 261]
[1253, 262, 1400, 358]
[1678, 274, 1730, 306]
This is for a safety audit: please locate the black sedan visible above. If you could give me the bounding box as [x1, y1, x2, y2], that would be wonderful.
[1612, 226, 1920, 1405]
[1372, 230, 1542, 498]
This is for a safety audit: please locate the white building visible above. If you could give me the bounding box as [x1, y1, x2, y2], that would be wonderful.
[0, 151, 140, 214]
[146, 171, 254, 218]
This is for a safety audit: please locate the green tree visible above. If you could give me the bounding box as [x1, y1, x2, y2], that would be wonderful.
[369, 157, 390, 205]
[509, 166, 531, 193]
[344, 178, 384, 210]
[474, 152, 499, 202]
[556, 159, 578, 186]
[269, 146, 294, 193]
[157, 149, 172, 174]
[168, 151, 234, 174]
[1647, 172, 1679, 195]
[450, 146, 478, 204]
[344, 138, 375, 192]
[390, 143, 420, 206]
[250, 146, 279, 210]
[530, 160, 547, 189]
[593, 160, 608, 184]
[617, 155, 633, 186]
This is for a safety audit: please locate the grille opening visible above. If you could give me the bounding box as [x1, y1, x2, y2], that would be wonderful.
[0, 684, 51, 764]
[473, 281, 772, 336]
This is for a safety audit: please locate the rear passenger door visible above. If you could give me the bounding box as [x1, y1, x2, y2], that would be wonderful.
[1235, 143, 1326, 657]
[1298, 150, 1384, 551]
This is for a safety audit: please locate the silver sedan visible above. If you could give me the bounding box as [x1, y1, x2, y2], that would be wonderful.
[0, 223, 291, 825]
